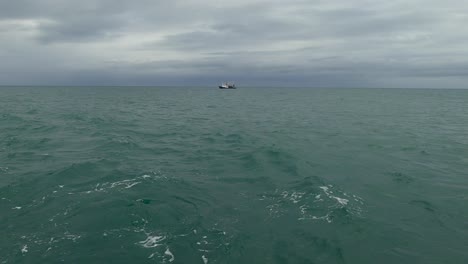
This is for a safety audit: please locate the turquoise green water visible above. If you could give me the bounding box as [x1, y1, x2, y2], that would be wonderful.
[1, 87, 467, 263]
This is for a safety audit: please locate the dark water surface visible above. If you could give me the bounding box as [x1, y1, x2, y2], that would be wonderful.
[1, 86, 467, 263]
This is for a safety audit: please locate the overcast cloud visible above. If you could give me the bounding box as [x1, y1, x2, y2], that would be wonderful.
[0, 0, 467, 87]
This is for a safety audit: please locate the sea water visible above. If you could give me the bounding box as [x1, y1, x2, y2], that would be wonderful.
[1, 86, 467, 263]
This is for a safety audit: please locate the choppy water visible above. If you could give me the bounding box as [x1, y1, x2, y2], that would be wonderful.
[1, 86, 467, 264]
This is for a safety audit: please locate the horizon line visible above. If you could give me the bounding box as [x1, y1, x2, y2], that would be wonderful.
[0, 85, 467, 90]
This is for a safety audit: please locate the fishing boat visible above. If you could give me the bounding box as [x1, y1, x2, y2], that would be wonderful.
[219, 82, 236, 89]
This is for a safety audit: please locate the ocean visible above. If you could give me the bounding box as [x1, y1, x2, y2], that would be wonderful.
[1, 86, 467, 263]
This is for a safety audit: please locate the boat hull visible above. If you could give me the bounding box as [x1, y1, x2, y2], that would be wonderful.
[219, 86, 236, 89]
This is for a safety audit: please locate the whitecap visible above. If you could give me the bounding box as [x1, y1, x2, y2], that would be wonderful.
[64, 233, 81, 242]
[319, 186, 329, 192]
[202, 255, 208, 264]
[165, 248, 175, 262]
[289, 192, 305, 203]
[21, 245, 28, 253]
[320, 186, 349, 206]
[124, 182, 141, 189]
[333, 196, 349, 206]
[138, 235, 165, 248]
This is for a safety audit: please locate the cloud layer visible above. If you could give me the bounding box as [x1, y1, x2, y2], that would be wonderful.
[1, 0, 467, 87]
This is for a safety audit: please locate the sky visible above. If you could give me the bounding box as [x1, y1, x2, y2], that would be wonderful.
[0, 0, 467, 88]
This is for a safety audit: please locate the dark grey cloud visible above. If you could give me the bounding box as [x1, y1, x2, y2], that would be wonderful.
[0, 0, 467, 87]
[37, 15, 128, 43]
